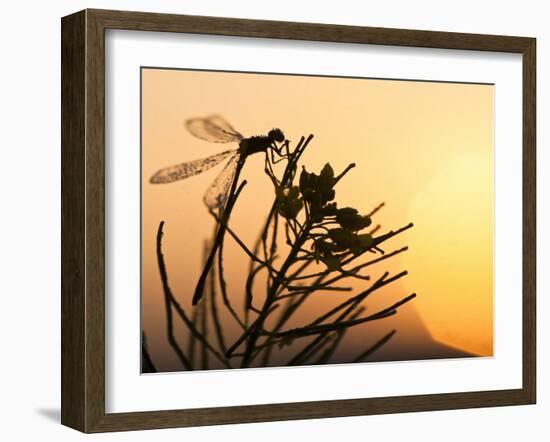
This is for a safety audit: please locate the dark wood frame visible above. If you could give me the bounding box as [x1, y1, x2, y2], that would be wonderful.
[61, 8, 536, 433]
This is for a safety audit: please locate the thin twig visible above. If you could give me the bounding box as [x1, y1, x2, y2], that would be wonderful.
[366, 202, 385, 218]
[306, 307, 365, 366]
[199, 287, 209, 370]
[351, 330, 396, 363]
[207, 241, 228, 356]
[141, 332, 158, 373]
[333, 163, 356, 185]
[232, 137, 316, 363]
[187, 298, 199, 367]
[257, 295, 304, 366]
[264, 294, 416, 339]
[256, 248, 409, 363]
[368, 224, 381, 235]
[156, 221, 192, 370]
[310, 271, 407, 326]
[216, 211, 246, 330]
[157, 221, 230, 368]
[170, 290, 231, 368]
[210, 209, 279, 274]
[236, 220, 312, 365]
[277, 286, 352, 299]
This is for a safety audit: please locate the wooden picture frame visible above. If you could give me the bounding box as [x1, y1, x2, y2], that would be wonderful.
[61, 8, 536, 433]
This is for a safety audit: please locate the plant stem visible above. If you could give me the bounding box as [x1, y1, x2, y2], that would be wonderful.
[209, 250, 227, 354]
[157, 221, 230, 368]
[192, 158, 246, 305]
[227, 135, 314, 360]
[239, 220, 313, 366]
[265, 294, 416, 339]
[156, 221, 193, 370]
[141, 332, 158, 373]
[199, 288, 209, 370]
[351, 330, 396, 363]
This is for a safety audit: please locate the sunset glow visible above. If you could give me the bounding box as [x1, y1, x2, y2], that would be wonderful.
[141, 68, 493, 372]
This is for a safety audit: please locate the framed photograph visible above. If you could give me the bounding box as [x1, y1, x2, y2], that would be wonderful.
[61, 9, 536, 432]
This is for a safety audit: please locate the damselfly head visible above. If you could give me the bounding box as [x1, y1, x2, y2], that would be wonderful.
[269, 128, 285, 143]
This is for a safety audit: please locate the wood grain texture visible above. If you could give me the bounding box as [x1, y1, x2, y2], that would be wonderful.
[85, 9, 107, 432]
[60, 8, 537, 433]
[89, 8, 533, 52]
[522, 38, 536, 402]
[61, 10, 86, 432]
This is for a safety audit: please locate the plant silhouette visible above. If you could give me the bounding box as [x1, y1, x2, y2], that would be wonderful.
[143, 133, 415, 371]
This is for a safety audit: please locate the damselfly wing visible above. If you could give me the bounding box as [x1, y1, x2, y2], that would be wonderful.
[150, 115, 286, 211]
[186, 115, 244, 144]
[149, 115, 247, 211]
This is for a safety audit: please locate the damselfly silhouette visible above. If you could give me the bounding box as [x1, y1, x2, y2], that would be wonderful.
[150, 115, 288, 305]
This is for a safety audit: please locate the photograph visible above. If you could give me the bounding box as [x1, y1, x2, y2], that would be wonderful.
[140, 67, 494, 373]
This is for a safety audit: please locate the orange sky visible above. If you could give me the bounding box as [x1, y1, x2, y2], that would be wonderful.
[141, 68, 493, 370]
